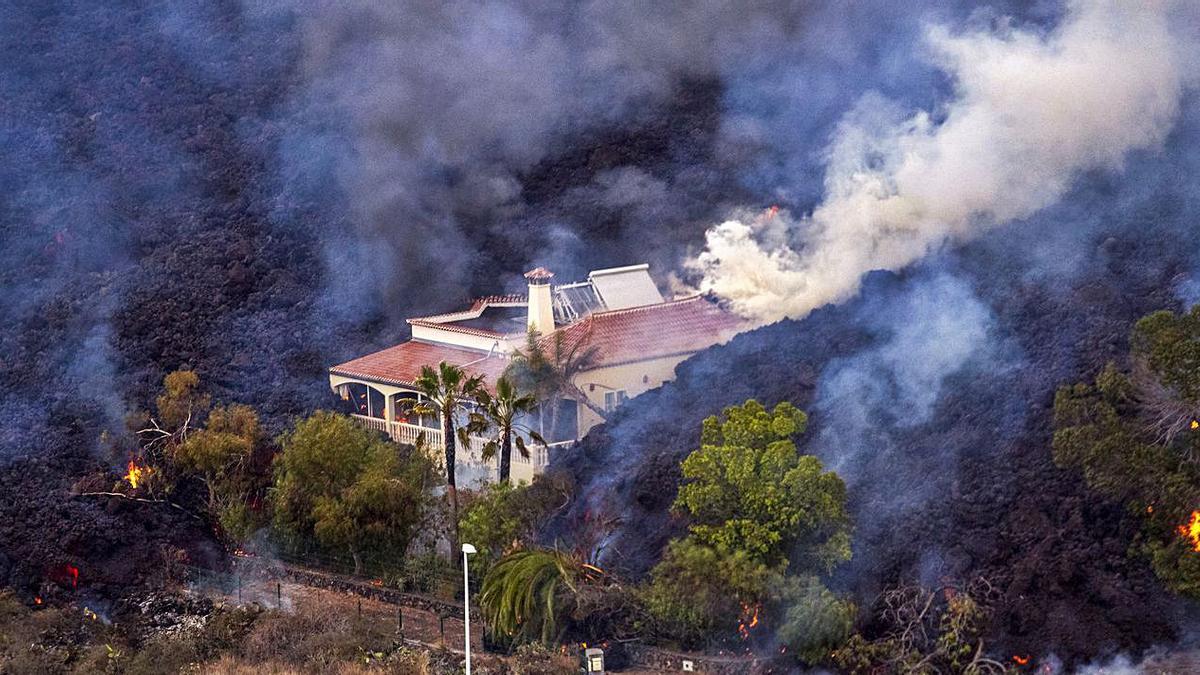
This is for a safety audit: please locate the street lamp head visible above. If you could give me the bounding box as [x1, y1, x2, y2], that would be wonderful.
[462, 543, 477, 554]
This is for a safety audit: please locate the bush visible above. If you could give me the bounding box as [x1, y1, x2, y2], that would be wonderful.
[641, 400, 854, 657]
[459, 476, 569, 576]
[273, 411, 437, 573]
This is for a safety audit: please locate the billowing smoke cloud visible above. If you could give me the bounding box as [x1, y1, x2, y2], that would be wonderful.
[690, 0, 1198, 324]
[260, 0, 829, 321]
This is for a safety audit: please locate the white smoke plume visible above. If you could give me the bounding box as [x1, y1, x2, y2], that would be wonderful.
[690, 0, 1197, 324]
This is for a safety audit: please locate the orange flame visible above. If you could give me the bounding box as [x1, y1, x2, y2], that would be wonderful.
[1178, 511, 1200, 552]
[1013, 655, 1030, 665]
[765, 205, 780, 219]
[33, 596, 42, 605]
[736, 603, 761, 640]
[125, 459, 152, 489]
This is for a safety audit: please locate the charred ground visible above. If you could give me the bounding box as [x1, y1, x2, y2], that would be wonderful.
[2, 1, 1200, 668]
[549, 201, 1200, 661]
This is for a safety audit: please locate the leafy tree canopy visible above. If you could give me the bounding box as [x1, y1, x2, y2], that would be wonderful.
[676, 399, 851, 571]
[643, 400, 854, 659]
[459, 476, 568, 574]
[176, 403, 266, 542]
[156, 369, 211, 431]
[1053, 307, 1200, 599]
[1132, 307, 1200, 403]
[273, 411, 436, 572]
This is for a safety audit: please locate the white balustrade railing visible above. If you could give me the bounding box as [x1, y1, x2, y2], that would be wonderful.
[351, 415, 568, 469]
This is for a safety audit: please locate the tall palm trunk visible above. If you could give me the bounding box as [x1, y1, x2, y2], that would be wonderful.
[442, 409, 459, 551]
[499, 425, 513, 483]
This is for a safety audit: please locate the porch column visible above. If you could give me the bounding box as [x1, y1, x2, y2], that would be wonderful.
[384, 394, 396, 423]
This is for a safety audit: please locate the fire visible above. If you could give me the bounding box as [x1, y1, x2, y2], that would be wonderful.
[765, 205, 780, 219]
[1192, 420, 1198, 430]
[65, 565, 78, 589]
[1013, 654, 1030, 665]
[736, 603, 761, 640]
[1178, 511, 1200, 552]
[83, 607, 99, 621]
[33, 596, 42, 605]
[124, 459, 152, 489]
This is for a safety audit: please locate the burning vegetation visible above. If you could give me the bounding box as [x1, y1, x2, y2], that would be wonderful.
[123, 459, 151, 490]
[1179, 511, 1200, 553]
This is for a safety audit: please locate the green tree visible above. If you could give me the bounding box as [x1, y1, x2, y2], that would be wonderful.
[412, 361, 484, 548]
[1053, 361, 1200, 598]
[155, 369, 211, 433]
[676, 400, 852, 571]
[480, 549, 577, 644]
[643, 400, 853, 658]
[772, 575, 856, 664]
[273, 411, 436, 573]
[479, 548, 620, 646]
[465, 375, 545, 483]
[1050, 307, 1200, 599]
[459, 476, 571, 575]
[641, 538, 772, 646]
[175, 404, 265, 542]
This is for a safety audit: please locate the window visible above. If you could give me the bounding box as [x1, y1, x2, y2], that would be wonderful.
[604, 390, 628, 412]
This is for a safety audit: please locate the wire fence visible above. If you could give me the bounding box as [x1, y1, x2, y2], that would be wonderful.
[243, 546, 469, 602]
[179, 552, 499, 653]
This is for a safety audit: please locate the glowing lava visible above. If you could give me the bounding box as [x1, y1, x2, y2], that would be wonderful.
[1013, 654, 1030, 666]
[1178, 511, 1200, 552]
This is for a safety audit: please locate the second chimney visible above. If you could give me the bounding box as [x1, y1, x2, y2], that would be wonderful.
[524, 267, 555, 336]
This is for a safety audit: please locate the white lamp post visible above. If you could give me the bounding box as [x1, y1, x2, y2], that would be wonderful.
[461, 543, 477, 675]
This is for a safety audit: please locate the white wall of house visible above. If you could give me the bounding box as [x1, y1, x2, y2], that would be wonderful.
[571, 353, 694, 436]
[409, 323, 516, 353]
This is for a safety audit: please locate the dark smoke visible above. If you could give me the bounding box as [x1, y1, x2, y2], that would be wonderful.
[4, 0, 1199, 666]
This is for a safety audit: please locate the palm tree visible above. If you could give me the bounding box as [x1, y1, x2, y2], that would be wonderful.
[412, 361, 483, 546]
[465, 375, 546, 483]
[480, 547, 615, 646]
[507, 325, 606, 442]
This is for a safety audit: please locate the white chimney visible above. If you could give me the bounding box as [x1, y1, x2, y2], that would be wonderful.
[524, 267, 555, 335]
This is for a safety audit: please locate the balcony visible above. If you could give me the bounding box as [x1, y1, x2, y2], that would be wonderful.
[351, 414, 569, 479]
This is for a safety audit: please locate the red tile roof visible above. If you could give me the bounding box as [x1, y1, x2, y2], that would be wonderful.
[331, 295, 743, 389]
[407, 318, 509, 339]
[329, 341, 510, 390]
[544, 295, 743, 368]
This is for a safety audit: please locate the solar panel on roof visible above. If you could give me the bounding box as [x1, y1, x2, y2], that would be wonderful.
[589, 264, 663, 310]
[553, 282, 605, 323]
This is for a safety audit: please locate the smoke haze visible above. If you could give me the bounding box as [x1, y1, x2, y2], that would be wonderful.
[690, 0, 1198, 323]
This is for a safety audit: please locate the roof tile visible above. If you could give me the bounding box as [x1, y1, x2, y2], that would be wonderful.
[330, 341, 509, 389]
[543, 295, 743, 368]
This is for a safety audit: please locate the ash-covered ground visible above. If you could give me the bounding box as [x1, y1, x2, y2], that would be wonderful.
[2, 0, 1200, 668]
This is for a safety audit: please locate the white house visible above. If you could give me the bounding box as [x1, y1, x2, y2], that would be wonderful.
[328, 264, 743, 484]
